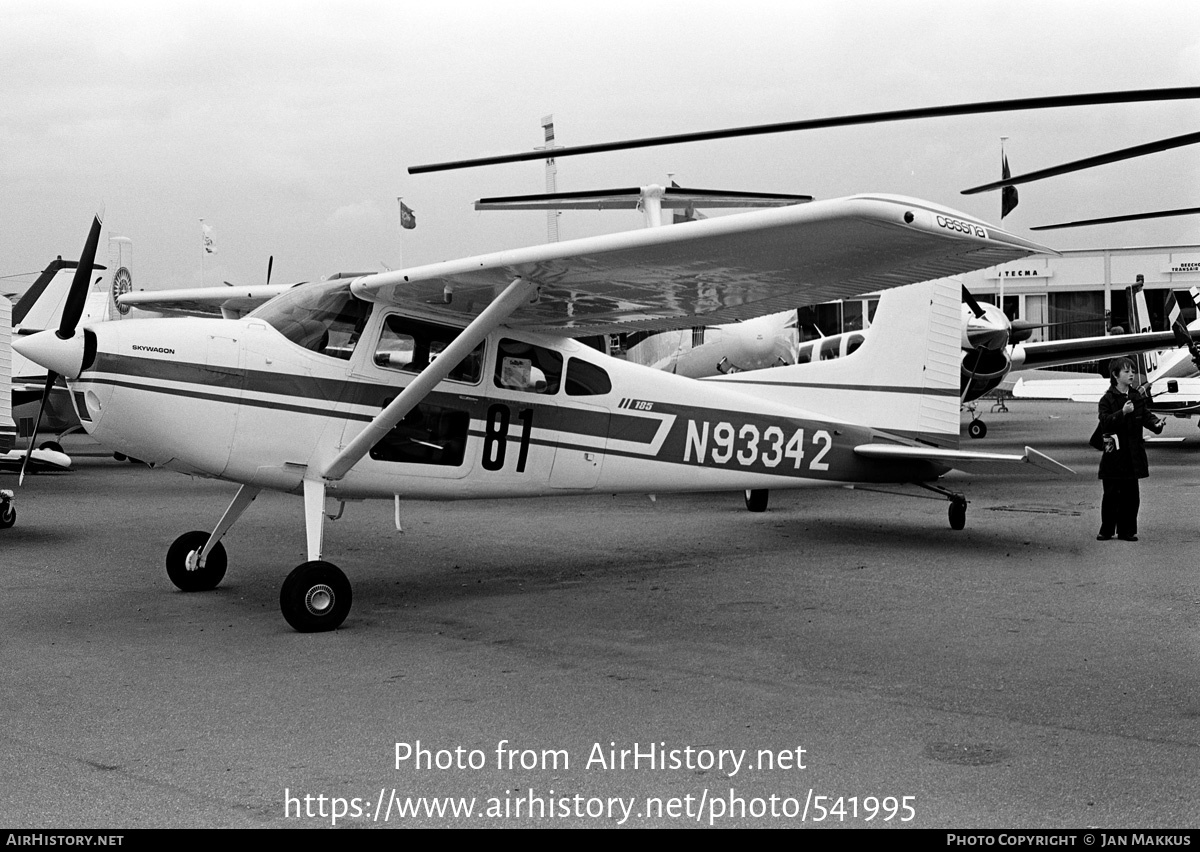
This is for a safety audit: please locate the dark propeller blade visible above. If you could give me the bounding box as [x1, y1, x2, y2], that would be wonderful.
[267, 255, 274, 286]
[962, 286, 987, 320]
[58, 214, 103, 339]
[962, 131, 1200, 195]
[409, 87, 1200, 174]
[18, 372, 58, 485]
[1031, 206, 1200, 231]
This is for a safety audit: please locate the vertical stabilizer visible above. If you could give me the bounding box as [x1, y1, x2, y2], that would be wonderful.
[716, 278, 962, 445]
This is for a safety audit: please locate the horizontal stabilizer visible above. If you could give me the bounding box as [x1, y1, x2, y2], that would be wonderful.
[854, 443, 1075, 477]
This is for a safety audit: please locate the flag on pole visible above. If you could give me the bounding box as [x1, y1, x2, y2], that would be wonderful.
[1001, 154, 1019, 220]
[398, 200, 416, 230]
[200, 220, 216, 254]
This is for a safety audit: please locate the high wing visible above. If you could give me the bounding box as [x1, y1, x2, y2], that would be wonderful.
[117, 283, 297, 319]
[322, 196, 1053, 482]
[350, 194, 1054, 336]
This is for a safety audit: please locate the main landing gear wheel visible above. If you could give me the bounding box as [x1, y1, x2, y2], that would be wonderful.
[38, 440, 64, 454]
[967, 420, 987, 439]
[0, 505, 15, 529]
[949, 498, 967, 531]
[280, 561, 352, 633]
[165, 530, 228, 591]
[744, 489, 769, 513]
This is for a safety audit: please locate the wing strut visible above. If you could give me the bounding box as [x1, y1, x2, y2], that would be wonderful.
[320, 276, 539, 481]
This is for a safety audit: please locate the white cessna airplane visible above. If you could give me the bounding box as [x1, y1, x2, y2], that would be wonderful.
[17, 199, 1073, 632]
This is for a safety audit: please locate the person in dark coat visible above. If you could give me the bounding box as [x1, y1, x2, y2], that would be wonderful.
[1096, 356, 1164, 541]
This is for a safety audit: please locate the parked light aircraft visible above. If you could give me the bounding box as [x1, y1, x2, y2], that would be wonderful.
[3, 283, 71, 480]
[1, 296, 18, 528]
[1013, 285, 1200, 426]
[17, 199, 1074, 631]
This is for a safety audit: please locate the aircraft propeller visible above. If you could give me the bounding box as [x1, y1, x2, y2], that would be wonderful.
[18, 213, 102, 484]
[1170, 319, 1200, 373]
[962, 286, 987, 320]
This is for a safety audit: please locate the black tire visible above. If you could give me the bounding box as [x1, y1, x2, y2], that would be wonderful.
[949, 499, 967, 531]
[967, 420, 987, 439]
[744, 489, 769, 513]
[0, 504, 15, 529]
[165, 530, 227, 591]
[280, 561, 352, 633]
[38, 440, 64, 454]
[113, 452, 126, 461]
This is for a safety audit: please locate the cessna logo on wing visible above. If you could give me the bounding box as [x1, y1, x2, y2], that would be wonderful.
[935, 215, 987, 239]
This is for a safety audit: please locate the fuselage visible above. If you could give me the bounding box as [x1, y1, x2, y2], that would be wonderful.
[62, 284, 944, 499]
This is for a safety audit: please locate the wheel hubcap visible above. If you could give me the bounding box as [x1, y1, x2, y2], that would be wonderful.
[185, 550, 201, 573]
[306, 584, 335, 615]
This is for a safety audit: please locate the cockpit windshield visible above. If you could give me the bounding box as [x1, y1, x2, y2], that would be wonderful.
[249, 281, 371, 360]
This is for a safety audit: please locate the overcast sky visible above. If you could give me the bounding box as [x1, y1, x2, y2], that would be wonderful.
[2, 0, 1198, 294]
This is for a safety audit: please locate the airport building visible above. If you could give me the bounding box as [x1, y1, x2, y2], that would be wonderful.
[805, 243, 1200, 371]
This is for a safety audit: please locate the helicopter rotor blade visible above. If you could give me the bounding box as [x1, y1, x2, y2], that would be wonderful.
[409, 86, 1200, 174]
[1031, 206, 1200, 231]
[962, 131, 1200, 195]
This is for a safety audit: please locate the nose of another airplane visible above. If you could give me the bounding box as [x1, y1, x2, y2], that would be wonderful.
[13, 328, 87, 379]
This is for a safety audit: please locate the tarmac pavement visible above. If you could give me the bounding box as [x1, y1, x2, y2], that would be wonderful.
[1, 399, 1198, 828]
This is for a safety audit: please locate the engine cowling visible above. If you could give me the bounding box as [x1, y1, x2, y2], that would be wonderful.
[961, 347, 1011, 401]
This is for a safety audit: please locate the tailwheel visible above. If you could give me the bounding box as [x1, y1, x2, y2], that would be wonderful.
[165, 530, 228, 591]
[948, 498, 967, 531]
[280, 561, 352, 633]
[967, 419, 987, 439]
[744, 489, 769, 513]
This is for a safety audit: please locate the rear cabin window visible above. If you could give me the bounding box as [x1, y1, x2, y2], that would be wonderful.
[374, 315, 484, 384]
[845, 333, 865, 355]
[565, 358, 611, 396]
[494, 338, 563, 394]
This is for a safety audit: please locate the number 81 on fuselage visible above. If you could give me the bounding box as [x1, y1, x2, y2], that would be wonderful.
[683, 420, 832, 472]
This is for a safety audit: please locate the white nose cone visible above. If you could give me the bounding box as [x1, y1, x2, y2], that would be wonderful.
[13, 329, 86, 379]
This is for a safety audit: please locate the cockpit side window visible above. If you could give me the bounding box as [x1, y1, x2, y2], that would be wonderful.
[494, 338, 562, 394]
[250, 281, 370, 360]
[373, 315, 484, 384]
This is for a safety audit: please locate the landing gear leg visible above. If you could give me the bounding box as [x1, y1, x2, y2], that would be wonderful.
[279, 478, 351, 632]
[915, 482, 969, 531]
[166, 484, 260, 591]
